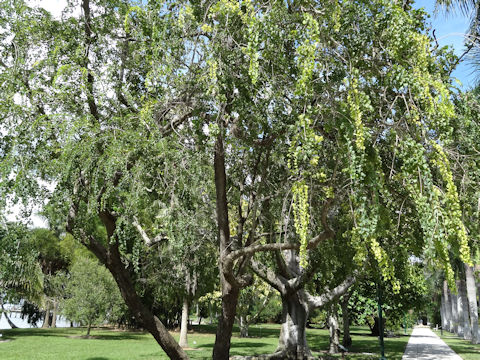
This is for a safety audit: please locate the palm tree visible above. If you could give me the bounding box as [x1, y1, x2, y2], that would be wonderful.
[437, 1, 480, 70]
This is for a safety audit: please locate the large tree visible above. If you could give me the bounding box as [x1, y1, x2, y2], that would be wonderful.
[0, 1, 473, 360]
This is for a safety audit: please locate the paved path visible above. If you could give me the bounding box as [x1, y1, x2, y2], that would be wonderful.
[402, 326, 462, 360]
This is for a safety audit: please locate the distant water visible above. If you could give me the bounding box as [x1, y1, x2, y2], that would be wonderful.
[0, 311, 75, 330]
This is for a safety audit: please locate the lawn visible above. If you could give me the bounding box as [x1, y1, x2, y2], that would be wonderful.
[0, 324, 410, 359]
[434, 330, 480, 360]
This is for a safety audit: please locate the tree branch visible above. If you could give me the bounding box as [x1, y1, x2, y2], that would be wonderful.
[306, 275, 356, 311]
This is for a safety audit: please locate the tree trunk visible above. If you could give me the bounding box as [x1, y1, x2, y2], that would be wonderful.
[456, 280, 464, 337]
[51, 301, 58, 328]
[443, 280, 452, 332]
[213, 282, 239, 360]
[440, 294, 446, 330]
[341, 294, 352, 348]
[457, 278, 470, 339]
[212, 132, 241, 360]
[86, 321, 92, 336]
[86, 238, 189, 360]
[465, 264, 479, 344]
[179, 297, 189, 348]
[239, 315, 249, 338]
[274, 292, 312, 360]
[0, 301, 18, 329]
[42, 300, 51, 328]
[451, 289, 458, 334]
[328, 304, 340, 354]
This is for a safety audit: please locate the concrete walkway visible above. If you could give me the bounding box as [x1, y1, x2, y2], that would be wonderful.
[402, 326, 462, 360]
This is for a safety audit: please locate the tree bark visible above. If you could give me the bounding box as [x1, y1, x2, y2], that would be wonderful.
[328, 304, 340, 354]
[275, 292, 311, 360]
[443, 280, 452, 332]
[341, 294, 352, 348]
[42, 300, 51, 328]
[465, 264, 479, 344]
[440, 294, 446, 330]
[451, 289, 458, 334]
[212, 132, 241, 360]
[86, 321, 92, 336]
[239, 315, 248, 338]
[51, 301, 58, 328]
[179, 297, 189, 348]
[86, 237, 189, 360]
[457, 278, 470, 339]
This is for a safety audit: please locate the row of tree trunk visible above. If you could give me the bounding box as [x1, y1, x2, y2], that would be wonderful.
[440, 264, 479, 344]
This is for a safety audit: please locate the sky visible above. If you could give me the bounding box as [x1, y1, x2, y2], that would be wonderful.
[414, 0, 476, 88]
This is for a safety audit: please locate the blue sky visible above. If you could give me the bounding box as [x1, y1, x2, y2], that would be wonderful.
[414, 0, 476, 88]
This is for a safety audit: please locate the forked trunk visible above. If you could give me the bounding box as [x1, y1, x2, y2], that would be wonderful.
[179, 297, 189, 348]
[465, 264, 479, 344]
[42, 300, 51, 328]
[328, 304, 340, 354]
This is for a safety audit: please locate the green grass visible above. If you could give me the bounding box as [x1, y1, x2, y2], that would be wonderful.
[434, 330, 480, 360]
[0, 324, 410, 359]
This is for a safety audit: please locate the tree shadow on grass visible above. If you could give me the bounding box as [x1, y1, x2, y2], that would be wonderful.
[198, 342, 271, 349]
[1, 327, 148, 342]
[2, 328, 74, 338]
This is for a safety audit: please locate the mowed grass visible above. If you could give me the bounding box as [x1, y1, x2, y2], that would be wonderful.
[0, 324, 410, 359]
[434, 330, 480, 360]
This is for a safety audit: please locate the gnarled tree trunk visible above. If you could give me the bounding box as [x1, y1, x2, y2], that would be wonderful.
[328, 304, 340, 354]
[274, 292, 311, 360]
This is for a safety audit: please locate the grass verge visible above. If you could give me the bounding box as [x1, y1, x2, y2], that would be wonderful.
[434, 330, 480, 360]
[0, 324, 410, 359]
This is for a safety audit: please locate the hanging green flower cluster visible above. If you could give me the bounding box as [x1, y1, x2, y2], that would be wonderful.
[431, 142, 471, 265]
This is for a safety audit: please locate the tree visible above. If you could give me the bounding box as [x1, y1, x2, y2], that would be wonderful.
[62, 257, 124, 336]
[0, 223, 43, 310]
[0, 1, 205, 358]
[445, 88, 480, 343]
[0, 1, 473, 359]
